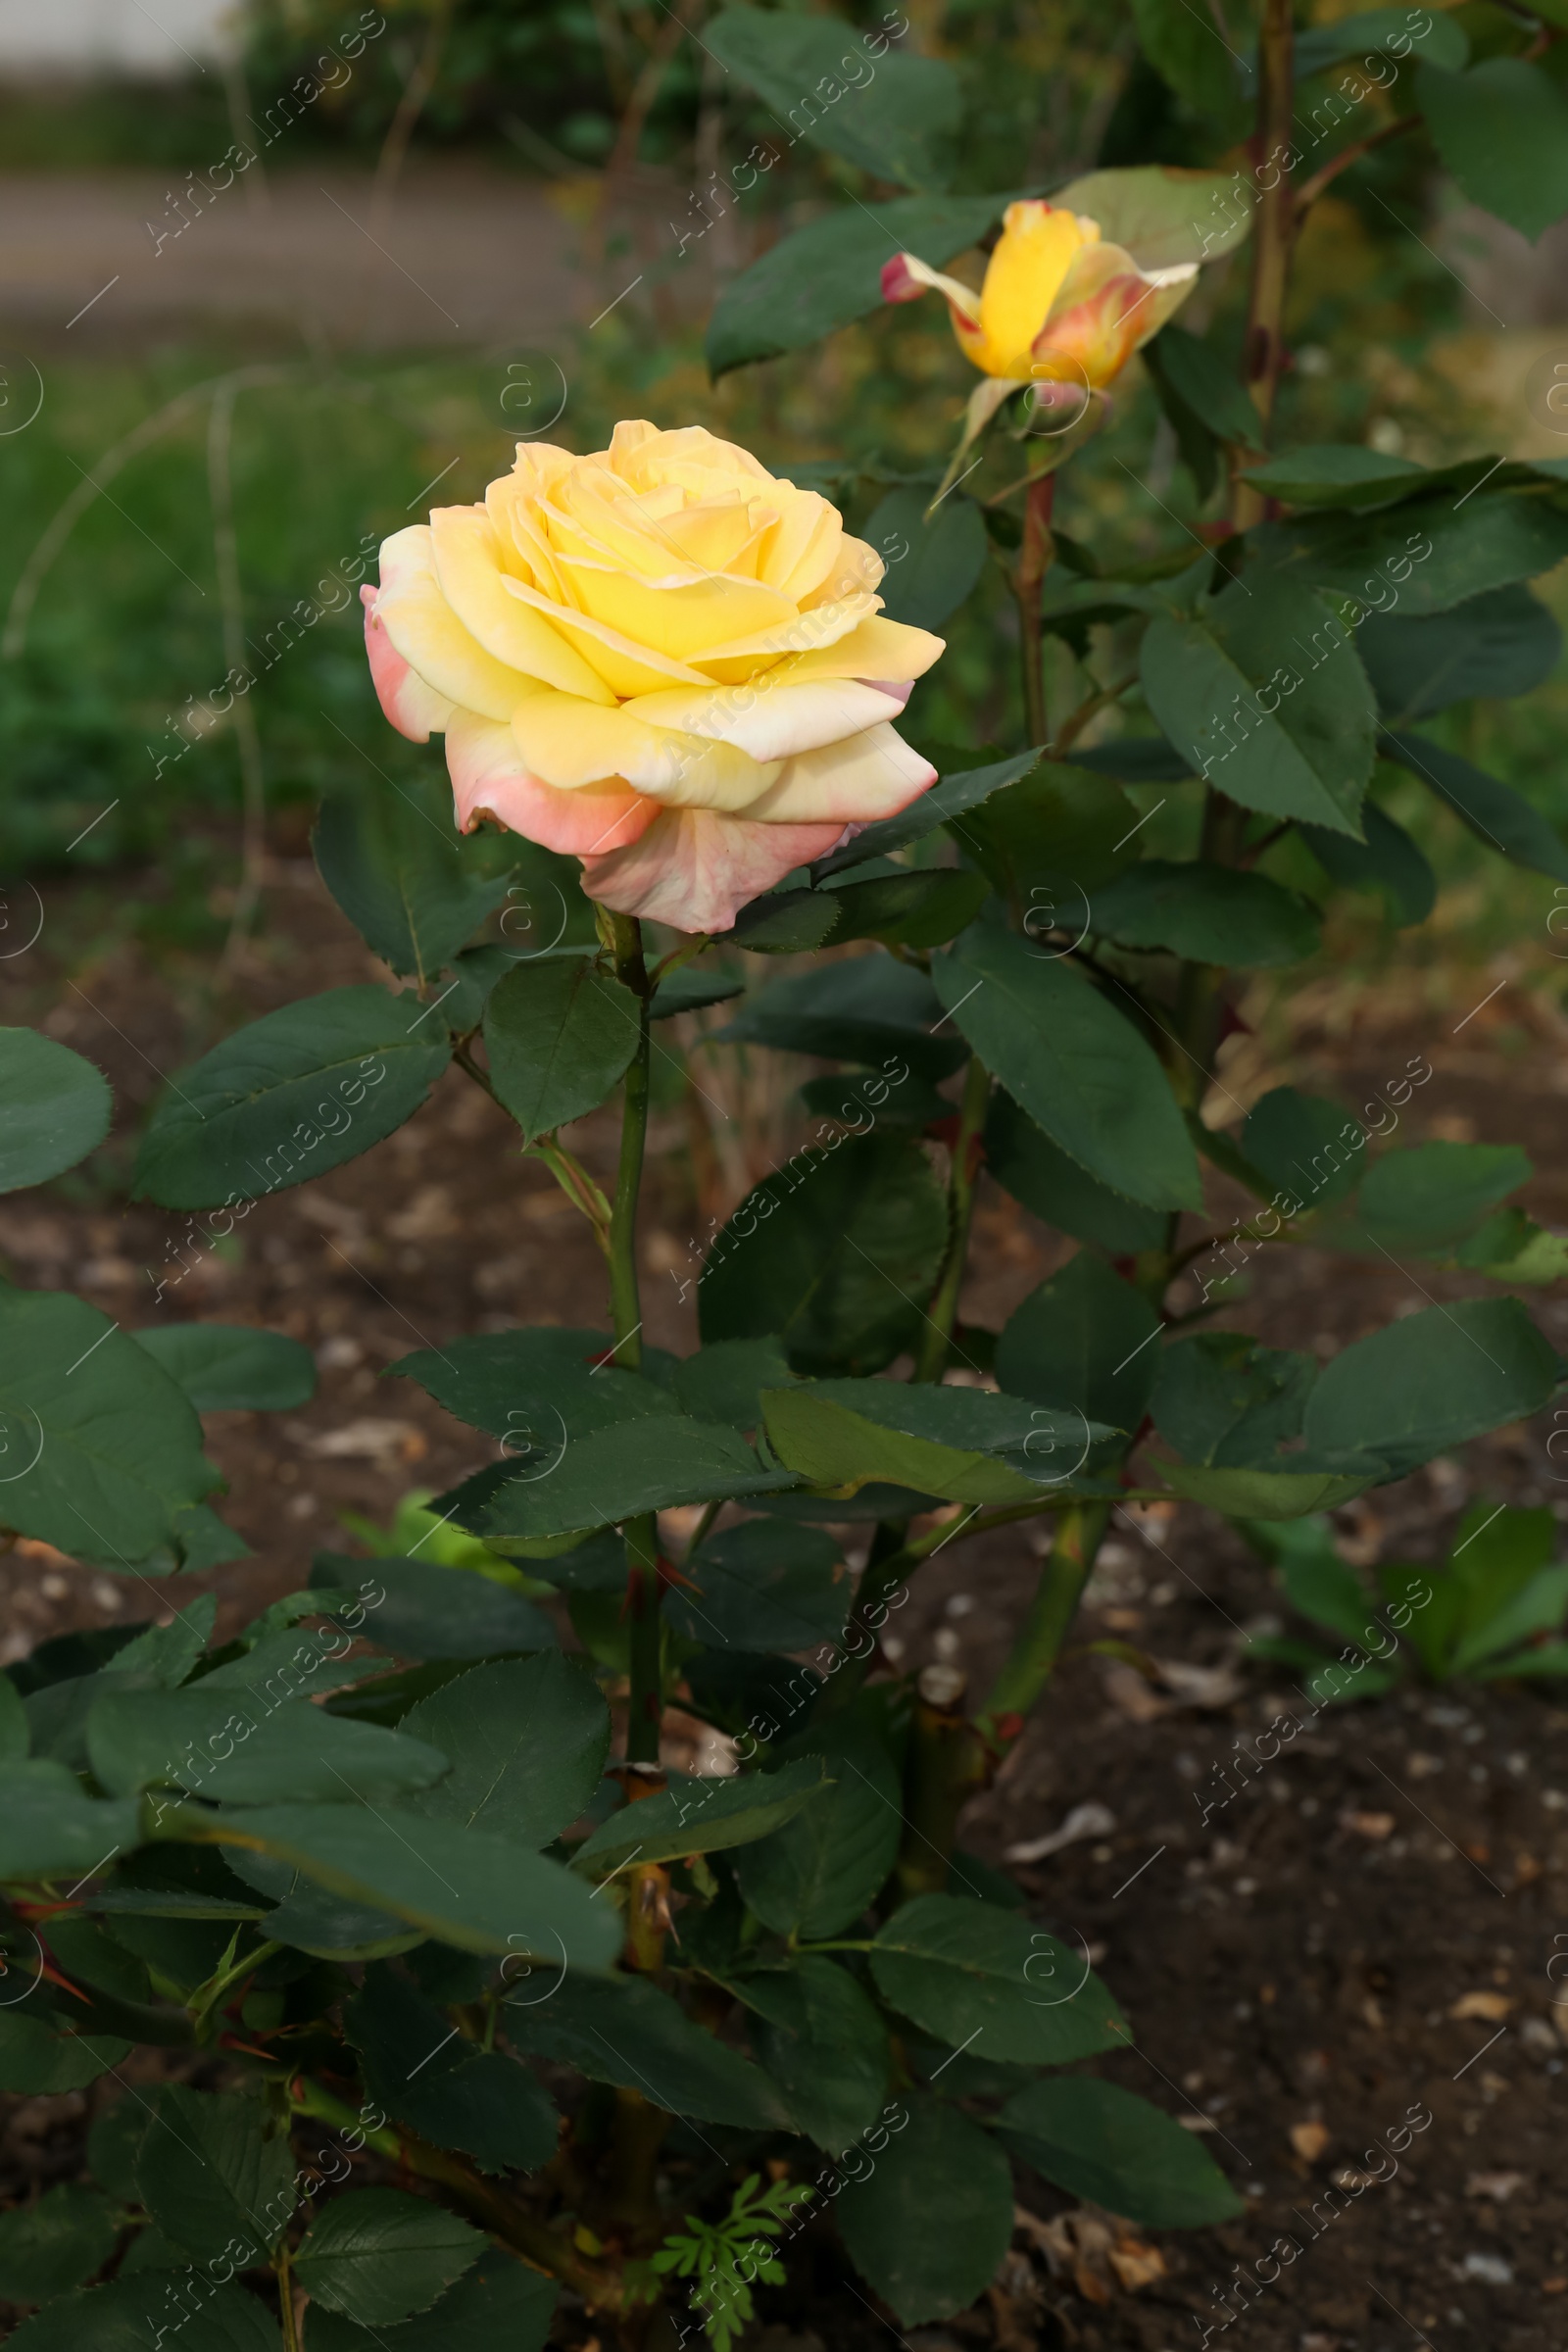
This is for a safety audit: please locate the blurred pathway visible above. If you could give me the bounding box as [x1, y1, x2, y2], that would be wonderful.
[0, 162, 582, 351]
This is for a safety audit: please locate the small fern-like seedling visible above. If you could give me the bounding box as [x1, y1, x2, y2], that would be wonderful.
[652, 2175, 814, 2351]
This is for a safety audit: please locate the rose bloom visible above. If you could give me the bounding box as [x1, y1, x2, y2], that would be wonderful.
[883, 198, 1198, 406]
[362, 422, 944, 934]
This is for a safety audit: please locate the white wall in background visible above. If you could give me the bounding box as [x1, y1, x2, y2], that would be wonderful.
[0, 0, 235, 74]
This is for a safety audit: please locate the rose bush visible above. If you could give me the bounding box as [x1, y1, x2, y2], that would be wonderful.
[362, 419, 944, 932]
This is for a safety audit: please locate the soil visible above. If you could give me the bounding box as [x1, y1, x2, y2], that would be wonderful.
[2, 831, 1566, 2352]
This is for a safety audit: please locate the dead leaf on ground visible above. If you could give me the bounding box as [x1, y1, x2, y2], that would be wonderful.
[1339, 1809, 1396, 1839]
[1011, 2207, 1164, 2303]
[1467, 2171, 1526, 2202]
[1290, 2120, 1331, 2162]
[1154, 1657, 1246, 1709]
[1450, 1990, 1512, 2022]
[1004, 1800, 1116, 1865]
[293, 1417, 425, 1465]
[1106, 2238, 1166, 2292]
[1102, 1663, 1168, 1723]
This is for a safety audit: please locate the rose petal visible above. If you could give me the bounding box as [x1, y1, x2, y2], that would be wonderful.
[739, 721, 937, 825]
[447, 711, 657, 858]
[619, 677, 907, 763]
[580, 809, 846, 934]
[362, 584, 455, 742]
[374, 525, 542, 723]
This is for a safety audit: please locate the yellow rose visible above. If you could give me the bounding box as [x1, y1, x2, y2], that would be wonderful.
[883, 198, 1198, 433]
[363, 421, 945, 933]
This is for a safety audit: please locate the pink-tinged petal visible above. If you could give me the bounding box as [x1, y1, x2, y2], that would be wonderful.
[580, 809, 846, 935]
[882, 253, 926, 304]
[740, 721, 937, 826]
[860, 677, 914, 710]
[362, 584, 455, 743]
[446, 712, 657, 858]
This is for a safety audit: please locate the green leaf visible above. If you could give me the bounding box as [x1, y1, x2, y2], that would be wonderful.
[391, 1325, 676, 1445]
[1293, 5, 1467, 77]
[707, 7, 961, 188]
[1357, 584, 1561, 723]
[1142, 325, 1264, 502]
[997, 1252, 1161, 1475]
[9, 2279, 278, 2352]
[706, 194, 1005, 375]
[1264, 487, 1568, 617]
[0, 2011, 129, 2094]
[1049, 164, 1253, 267]
[482, 955, 639, 1144]
[313, 773, 516, 985]
[810, 749, 1043, 881]
[187, 1804, 622, 1964]
[1141, 572, 1375, 835]
[743, 1957, 891, 2153]
[301, 2254, 556, 2352]
[295, 2189, 483, 2326]
[870, 1893, 1125, 2063]
[1305, 1298, 1559, 1475]
[132, 986, 451, 1209]
[0, 1031, 111, 1194]
[0, 1289, 218, 1569]
[725, 888, 844, 955]
[668, 1338, 796, 1432]
[648, 966, 744, 1020]
[130, 1323, 316, 1413]
[835, 2096, 1013, 2325]
[1239, 445, 1428, 508]
[1279, 1542, 1381, 1649]
[822, 866, 991, 953]
[864, 487, 988, 629]
[1417, 59, 1568, 240]
[1242, 1085, 1364, 1209]
[312, 1556, 557, 1659]
[0, 2184, 116, 2303]
[397, 1654, 609, 1846]
[86, 1685, 450, 1806]
[1298, 797, 1435, 925]
[0, 1760, 143, 1881]
[505, 1970, 791, 2128]
[0, 1669, 28, 1758]
[733, 1746, 900, 1937]
[1129, 0, 1249, 122]
[1453, 1208, 1568, 1286]
[983, 1090, 1167, 1254]
[136, 2083, 296, 2261]
[436, 1414, 792, 1546]
[1357, 1141, 1531, 1250]
[571, 1756, 830, 1878]
[1146, 325, 1266, 451]
[760, 1379, 1089, 1504]
[666, 1519, 847, 1653]
[1382, 730, 1568, 883]
[713, 956, 966, 1078]
[998, 2078, 1243, 2227]
[1159, 1460, 1382, 1517]
[934, 927, 1202, 1211]
[955, 759, 1139, 904]
[347, 1967, 558, 2175]
[1089, 859, 1320, 965]
[86, 2100, 151, 2200]
[1456, 1563, 1568, 1675]
[1151, 1333, 1315, 1467]
[698, 1130, 949, 1376]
